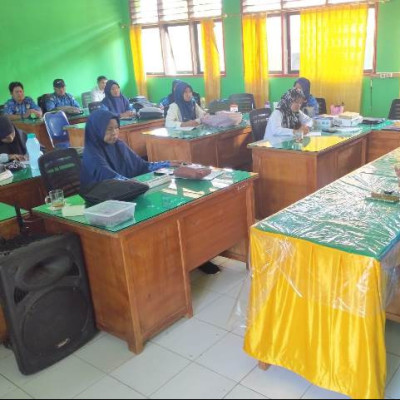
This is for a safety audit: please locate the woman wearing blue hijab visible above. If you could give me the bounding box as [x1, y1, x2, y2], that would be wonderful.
[80, 109, 170, 186]
[101, 80, 134, 119]
[294, 78, 319, 116]
[165, 81, 206, 128]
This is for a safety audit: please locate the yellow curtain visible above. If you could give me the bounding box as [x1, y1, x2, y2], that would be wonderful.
[300, 5, 368, 113]
[201, 20, 221, 105]
[129, 25, 147, 97]
[242, 14, 269, 108]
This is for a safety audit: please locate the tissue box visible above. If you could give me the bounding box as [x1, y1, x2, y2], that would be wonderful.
[314, 117, 333, 130]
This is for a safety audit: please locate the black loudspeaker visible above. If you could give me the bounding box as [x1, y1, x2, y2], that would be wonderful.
[0, 233, 97, 375]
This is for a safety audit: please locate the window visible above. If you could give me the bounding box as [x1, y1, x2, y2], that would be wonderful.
[130, 0, 224, 76]
[244, 0, 377, 75]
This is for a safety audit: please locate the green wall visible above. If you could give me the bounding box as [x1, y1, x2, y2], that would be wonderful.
[148, 0, 400, 117]
[2, 0, 399, 116]
[0, 0, 135, 106]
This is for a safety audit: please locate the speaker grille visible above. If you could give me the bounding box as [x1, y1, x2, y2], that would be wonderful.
[22, 288, 89, 356]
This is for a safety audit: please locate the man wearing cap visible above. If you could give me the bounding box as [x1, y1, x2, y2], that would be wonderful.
[45, 79, 82, 114]
[4, 82, 42, 121]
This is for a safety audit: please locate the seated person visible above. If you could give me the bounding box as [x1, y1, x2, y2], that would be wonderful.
[4, 82, 42, 120]
[46, 79, 82, 114]
[101, 80, 135, 119]
[294, 78, 319, 117]
[0, 115, 27, 163]
[264, 88, 313, 142]
[165, 81, 206, 129]
[160, 79, 181, 117]
[91, 75, 107, 102]
[80, 109, 172, 186]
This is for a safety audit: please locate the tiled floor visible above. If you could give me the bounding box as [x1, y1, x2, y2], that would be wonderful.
[0, 256, 399, 399]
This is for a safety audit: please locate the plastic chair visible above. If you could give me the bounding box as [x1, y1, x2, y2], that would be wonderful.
[38, 148, 81, 197]
[208, 99, 230, 114]
[315, 98, 327, 115]
[43, 111, 70, 149]
[88, 102, 102, 114]
[228, 93, 256, 113]
[388, 99, 400, 120]
[81, 92, 92, 109]
[249, 108, 271, 142]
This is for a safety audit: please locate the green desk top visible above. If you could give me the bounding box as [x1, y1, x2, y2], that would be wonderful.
[34, 169, 254, 233]
[249, 120, 394, 153]
[142, 120, 251, 140]
[0, 203, 27, 222]
[0, 167, 40, 188]
[255, 147, 400, 260]
[14, 108, 89, 126]
[68, 117, 164, 131]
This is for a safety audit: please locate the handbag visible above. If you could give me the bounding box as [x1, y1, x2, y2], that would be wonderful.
[79, 179, 149, 205]
[201, 111, 243, 128]
[173, 164, 211, 180]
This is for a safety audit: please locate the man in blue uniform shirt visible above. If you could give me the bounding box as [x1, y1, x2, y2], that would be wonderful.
[45, 79, 82, 114]
[4, 82, 42, 121]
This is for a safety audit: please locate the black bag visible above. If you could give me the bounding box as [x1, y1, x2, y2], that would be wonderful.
[138, 107, 164, 120]
[79, 179, 149, 205]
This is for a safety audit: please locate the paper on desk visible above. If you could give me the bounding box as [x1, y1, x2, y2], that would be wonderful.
[307, 131, 322, 137]
[176, 126, 195, 131]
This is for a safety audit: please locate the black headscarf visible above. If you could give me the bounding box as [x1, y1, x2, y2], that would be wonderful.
[0, 116, 27, 156]
[277, 88, 306, 130]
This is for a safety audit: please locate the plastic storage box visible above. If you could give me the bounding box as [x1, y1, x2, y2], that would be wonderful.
[84, 200, 136, 227]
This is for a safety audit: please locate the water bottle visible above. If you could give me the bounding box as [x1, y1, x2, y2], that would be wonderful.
[26, 133, 41, 171]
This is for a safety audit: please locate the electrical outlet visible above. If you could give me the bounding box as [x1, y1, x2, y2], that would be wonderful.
[379, 72, 393, 78]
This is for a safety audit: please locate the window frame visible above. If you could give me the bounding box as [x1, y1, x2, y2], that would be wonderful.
[131, 0, 226, 77]
[243, 1, 378, 77]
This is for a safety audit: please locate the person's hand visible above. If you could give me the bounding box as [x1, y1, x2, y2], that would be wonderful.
[181, 120, 199, 127]
[120, 110, 135, 119]
[301, 125, 310, 135]
[9, 154, 26, 161]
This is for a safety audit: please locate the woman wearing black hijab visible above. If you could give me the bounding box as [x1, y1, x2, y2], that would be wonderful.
[0, 116, 27, 163]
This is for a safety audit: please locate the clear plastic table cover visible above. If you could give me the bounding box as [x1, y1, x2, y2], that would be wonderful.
[231, 148, 400, 328]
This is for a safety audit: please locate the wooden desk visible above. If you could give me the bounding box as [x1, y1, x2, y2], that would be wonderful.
[144, 123, 253, 169]
[367, 129, 400, 162]
[14, 111, 89, 151]
[251, 131, 369, 218]
[34, 171, 257, 354]
[66, 118, 165, 158]
[245, 149, 400, 398]
[0, 168, 45, 210]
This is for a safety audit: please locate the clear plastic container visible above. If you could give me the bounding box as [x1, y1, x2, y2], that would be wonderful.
[84, 200, 136, 227]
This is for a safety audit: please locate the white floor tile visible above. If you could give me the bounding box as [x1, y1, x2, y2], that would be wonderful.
[0, 374, 18, 397]
[386, 363, 400, 398]
[0, 346, 13, 360]
[301, 385, 349, 399]
[153, 318, 226, 360]
[111, 343, 190, 397]
[191, 286, 222, 315]
[211, 256, 230, 266]
[385, 320, 400, 356]
[0, 388, 32, 399]
[224, 384, 267, 399]
[387, 353, 400, 384]
[21, 356, 104, 399]
[0, 354, 43, 387]
[196, 333, 257, 382]
[195, 295, 238, 331]
[150, 363, 236, 399]
[242, 365, 311, 399]
[221, 259, 248, 274]
[75, 376, 145, 399]
[74, 334, 134, 373]
[193, 269, 246, 296]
